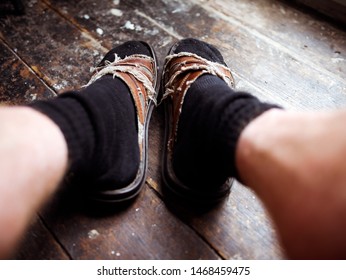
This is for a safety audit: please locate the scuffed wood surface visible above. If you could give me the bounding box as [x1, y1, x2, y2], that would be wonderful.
[40, 185, 220, 260]
[14, 215, 69, 260]
[0, 0, 345, 259]
[0, 40, 55, 105]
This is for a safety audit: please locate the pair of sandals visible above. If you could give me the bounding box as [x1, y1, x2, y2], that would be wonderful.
[87, 38, 235, 206]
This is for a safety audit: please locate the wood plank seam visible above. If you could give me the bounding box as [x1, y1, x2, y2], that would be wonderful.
[134, 10, 183, 40]
[37, 214, 73, 260]
[191, 0, 346, 88]
[0, 34, 57, 97]
[43, 0, 183, 51]
[145, 178, 227, 260]
[40, 0, 108, 53]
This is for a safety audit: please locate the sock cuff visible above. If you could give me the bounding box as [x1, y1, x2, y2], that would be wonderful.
[217, 92, 280, 179]
[29, 92, 95, 172]
[29, 75, 140, 187]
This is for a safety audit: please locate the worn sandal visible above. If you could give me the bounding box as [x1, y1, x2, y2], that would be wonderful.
[161, 38, 235, 205]
[85, 41, 159, 204]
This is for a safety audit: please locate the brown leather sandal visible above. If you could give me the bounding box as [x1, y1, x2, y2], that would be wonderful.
[85, 42, 158, 204]
[161, 39, 235, 205]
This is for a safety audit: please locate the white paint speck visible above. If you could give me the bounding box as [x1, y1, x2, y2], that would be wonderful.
[30, 94, 37, 101]
[113, 0, 120, 5]
[135, 208, 140, 212]
[131, 232, 135, 236]
[53, 80, 68, 91]
[116, 252, 121, 256]
[110, 8, 123, 17]
[96, 28, 104, 35]
[111, 250, 115, 255]
[83, 14, 90, 19]
[88, 229, 100, 239]
[123, 21, 135, 30]
[122, 21, 143, 31]
[144, 28, 159, 36]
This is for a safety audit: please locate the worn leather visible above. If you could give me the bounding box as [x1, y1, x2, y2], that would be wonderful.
[162, 52, 235, 147]
[88, 54, 157, 127]
[111, 56, 156, 125]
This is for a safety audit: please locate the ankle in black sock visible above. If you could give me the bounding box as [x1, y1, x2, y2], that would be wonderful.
[31, 75, 139, 189]
[173, 74, 279, 187]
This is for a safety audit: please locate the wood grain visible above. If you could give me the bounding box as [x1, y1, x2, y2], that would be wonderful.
[13, 215, 69, 260]
[40, 185, 220, 260]
[124, 0, 346, 110]
[0, 39, 55, 105]
[0, 0, 105, 92]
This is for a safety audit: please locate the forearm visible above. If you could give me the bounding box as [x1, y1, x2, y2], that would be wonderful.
[0, 106, 68, 258]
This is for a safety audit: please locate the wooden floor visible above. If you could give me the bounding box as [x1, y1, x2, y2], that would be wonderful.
[0, 0, 345, 260]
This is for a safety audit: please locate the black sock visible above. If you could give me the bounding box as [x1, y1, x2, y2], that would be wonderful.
[30, 75, 139, 189]
[173, 74, 279, 187]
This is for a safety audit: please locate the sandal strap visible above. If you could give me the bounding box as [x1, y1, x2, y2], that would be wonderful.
[162, 52, 234, 145]
[86, 54, 157, 141]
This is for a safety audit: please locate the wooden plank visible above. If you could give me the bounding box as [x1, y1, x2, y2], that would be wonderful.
[41, 0, 180, 65]
[0, 40, 55, 105]
[124, 0, 346, 110]
[0, 0, 106, 93]
[203, 0, 346, 78]
[40, 185, 220, 260]
[201, 0, 346, 104]
[13, 215, 69, 260]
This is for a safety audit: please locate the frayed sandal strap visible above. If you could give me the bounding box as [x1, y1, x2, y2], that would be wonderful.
[86, 54, 157, 137]
[162, 52, 234, 145]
